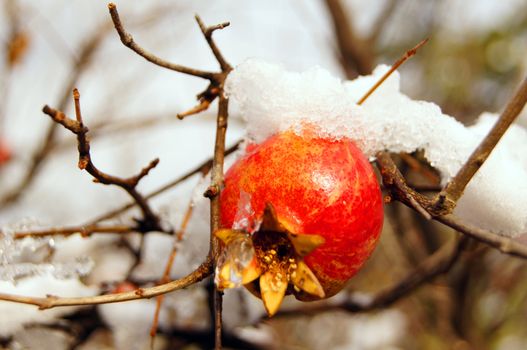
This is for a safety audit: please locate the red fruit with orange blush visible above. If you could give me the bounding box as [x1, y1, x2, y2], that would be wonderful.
[216, 127, 383, 316]
[0, 139, 11, 166]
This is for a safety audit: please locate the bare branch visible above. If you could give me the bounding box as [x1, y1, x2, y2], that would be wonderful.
[195, 15, 232, 73]
[277, 236, 467, 317]
[368, 0, 397, 44]
[357, 38, 428, 105]
[177, 96, 213, 120]
[86, 140, 241, 225]
[151, 197, 195, 344]
[13, 224, 134, 239]
[376, 152, 527, 259]
[324, 0, 374, 77]
[436, 215, 527, 259]
[208, 93, 230, 350]
[435, 77, 527, 213]
[42, 90, 162, 233]
[107, 3, 216, 80]
[0, 259, 212, 309]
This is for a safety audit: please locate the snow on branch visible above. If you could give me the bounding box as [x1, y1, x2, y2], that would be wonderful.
[225, 59, 527, 238]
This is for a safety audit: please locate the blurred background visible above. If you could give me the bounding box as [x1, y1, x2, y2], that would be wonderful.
[1, 0, 527, 349]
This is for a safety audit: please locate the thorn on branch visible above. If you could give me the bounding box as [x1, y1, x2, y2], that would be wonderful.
[204, 184, 220, 198]
[178, 98, 213, 120]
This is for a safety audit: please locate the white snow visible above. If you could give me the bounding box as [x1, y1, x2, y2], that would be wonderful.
[225, 59, 527, 236]
[0, 274, 98, 337]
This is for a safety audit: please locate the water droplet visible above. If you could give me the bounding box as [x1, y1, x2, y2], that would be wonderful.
[215, 233, 256, 288]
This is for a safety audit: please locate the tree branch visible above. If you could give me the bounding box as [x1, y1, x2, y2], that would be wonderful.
[357, 38, 428, 105]
[12, 224, 135, 239]
[277, 236, 467, 317]
[434, 77, 527, 213]
[107, 3, 216, 80]
[195, 15, 232, 73]
[0, 259, 213, 310]
[208, 92, 230, 350]
[324, 0, 374, 77]
[376, 152, 527, 259]
[368, 0, 397, 44]
[42, 90, 163, 233]
[86, 140, 241, 225]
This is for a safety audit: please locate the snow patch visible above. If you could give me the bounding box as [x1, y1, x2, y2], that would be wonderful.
[225, 59, 527, 236]
[0, 274, 98, 337]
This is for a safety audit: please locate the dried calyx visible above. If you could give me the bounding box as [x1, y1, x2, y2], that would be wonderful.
[215, 204, 325, 316]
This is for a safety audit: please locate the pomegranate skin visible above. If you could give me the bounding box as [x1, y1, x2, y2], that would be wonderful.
[0, 140, 10, 165]
[220, 129, 383, 298]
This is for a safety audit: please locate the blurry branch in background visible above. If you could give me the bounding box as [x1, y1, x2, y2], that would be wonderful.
[150, 197, 195, 347]
[0, 0, 29, 130]
[324, 0, 395, 77]
[368, 0, 397, 44]
[325, 0, 373, 77]
[0, 23, 112, 208]
[276, 235, 468, 318]
[0, 3, 187, 208]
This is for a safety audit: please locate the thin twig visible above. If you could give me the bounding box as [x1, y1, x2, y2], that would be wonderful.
[86, 140, 241, 225]
[195, 15, 232, 72]
[177, 96, 214, 120]
[42, 90, 162, 233]
[436, 215, 527, 259]
[108, 3, 216, 80]
[357, 38, 428, 105]
[150, 197, 195, 346]
[435, 77, 527, 213]
[376, 152, 527, 259]
[12, 224, 135, 239]
[0, 259, 213, 309]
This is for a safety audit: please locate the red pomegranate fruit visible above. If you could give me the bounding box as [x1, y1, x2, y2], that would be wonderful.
[216, 127, 383, 316]
[0, 139, 11, 166]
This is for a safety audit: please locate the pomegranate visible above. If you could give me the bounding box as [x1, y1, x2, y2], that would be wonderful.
[0, 139, 11, 166]
[216, 127, 383, 315]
